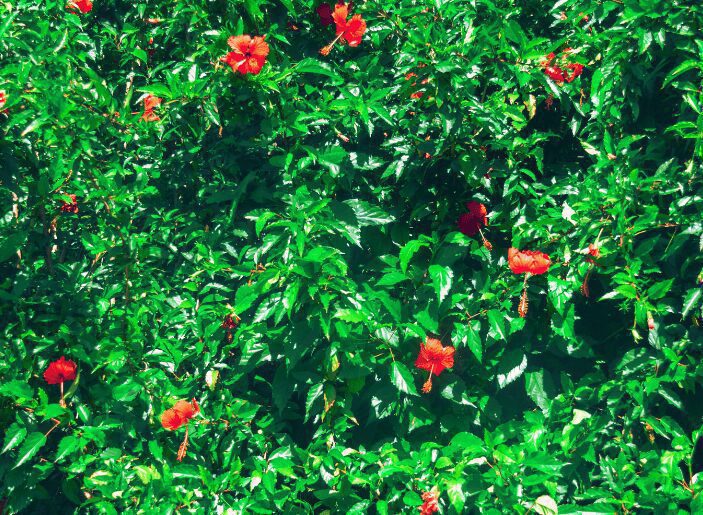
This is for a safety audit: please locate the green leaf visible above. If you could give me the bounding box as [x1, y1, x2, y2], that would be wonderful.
[272, 366, 291, 414]
[682, 288, 702, 318]
[0, 380, 34, 400]
[663, 59, 701, 87]
[399, 240, 428, 273]
[533, 495, 558, 515]
[390, 362, 418, 396]
[317, 146, 347, 177]
[139, 84, 171, 99]
[402, 491, 422, 506]
[428, 264, 453, 303]
[496, 351, 527, 389]
[558, 503, 620, 514]
[304, 383, 324, 422]
[647, 279, 673, 300]
[343, 199, 394, 226]
[446, 480, 466, 512]
[334, 308, 366, 323]
[377, 272, 409, 287]
[14, 432, 46, 468]
[21, 118, 44, 137]
[243, 0, 264, 20]
[295, 58, 342, 81]
[0, 231, 28, 264]
[449, 432, 484, 450]
[525, 370, 551, 412]
[235, 285, 259, 314]
[113, 381, 142, 402]
[2, 423, 27, 454]
[55, 435, 81, 461]
[466, 322, 483, 363]
[486, 310, 507, 341]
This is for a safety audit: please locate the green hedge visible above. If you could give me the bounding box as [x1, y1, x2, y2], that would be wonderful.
[1, 0, 703, 512]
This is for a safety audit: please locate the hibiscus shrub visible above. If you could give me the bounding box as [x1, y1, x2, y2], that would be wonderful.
[2, 0, 703, 512]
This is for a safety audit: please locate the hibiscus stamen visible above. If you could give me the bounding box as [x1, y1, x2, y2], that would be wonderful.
[320, 32, 345, 56]
[415, 337, 454, 393]
[518, 273, 530, 318]
[478, 228, 492, 251]
[422, 364, 434, 393]
[177, 424, 189, 462]
[581, 266, 593, 298]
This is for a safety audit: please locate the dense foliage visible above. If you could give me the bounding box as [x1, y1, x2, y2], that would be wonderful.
[2, 0, 703, 512]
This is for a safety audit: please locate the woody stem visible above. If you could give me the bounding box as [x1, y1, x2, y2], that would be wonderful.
[44, 418, 61, 438]
[60, 381, 65, 407]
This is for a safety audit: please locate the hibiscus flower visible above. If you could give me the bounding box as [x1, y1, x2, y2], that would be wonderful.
[458, 201, 491, 249]
[320, 2, 366, 54]
[333, 3, 366, 47]
[419, 490, 440, 515]
[415, 337, 454, 393]
[221, 35, 270, 75]
[508, 248, 551, 275]
[60, 194, 79, 214]
[317, 3, 334, 26]
[509, 248, 551, 317]
[140, 94, 162, 122]
[44, 356, 78, 407]
[68, 0, 92, 13]
[161, 398, 200, 461]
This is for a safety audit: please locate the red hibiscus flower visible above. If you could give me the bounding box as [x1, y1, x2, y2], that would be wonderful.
[60, 194, 79, 214]
[161, 398, 200, 461]
[221, 314, 240, 329]
[419, 491, 439, 515]
[458, 201, 492, 249]
[0, 91, 6, 110]
[44, 356, 77, 407]
[457, 201, 487, 236]
[321, 2, 365, 54]
[410, 91, 424, 99]
[544, 65, 566, 83]
[317, 3, 334, 26]
[44, 356, 77, 384]
[542, 51, 585, 85]
[221, 35, 270, 75]
[508, 248, 551, 275]
[509, 248, 551, 317]
[140, 94, 162, 122]
[161, 408, 186, 431]
[334, 9, 366, 47]
[415, 337, 454, 393]
[565, 62, 584, 82]
[68, 0, 92, 13]
[173, 398, 200, 420]
[582, 245, 599, 298]
[587, 243, 600, 258]
[161, 398, 199, 431]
